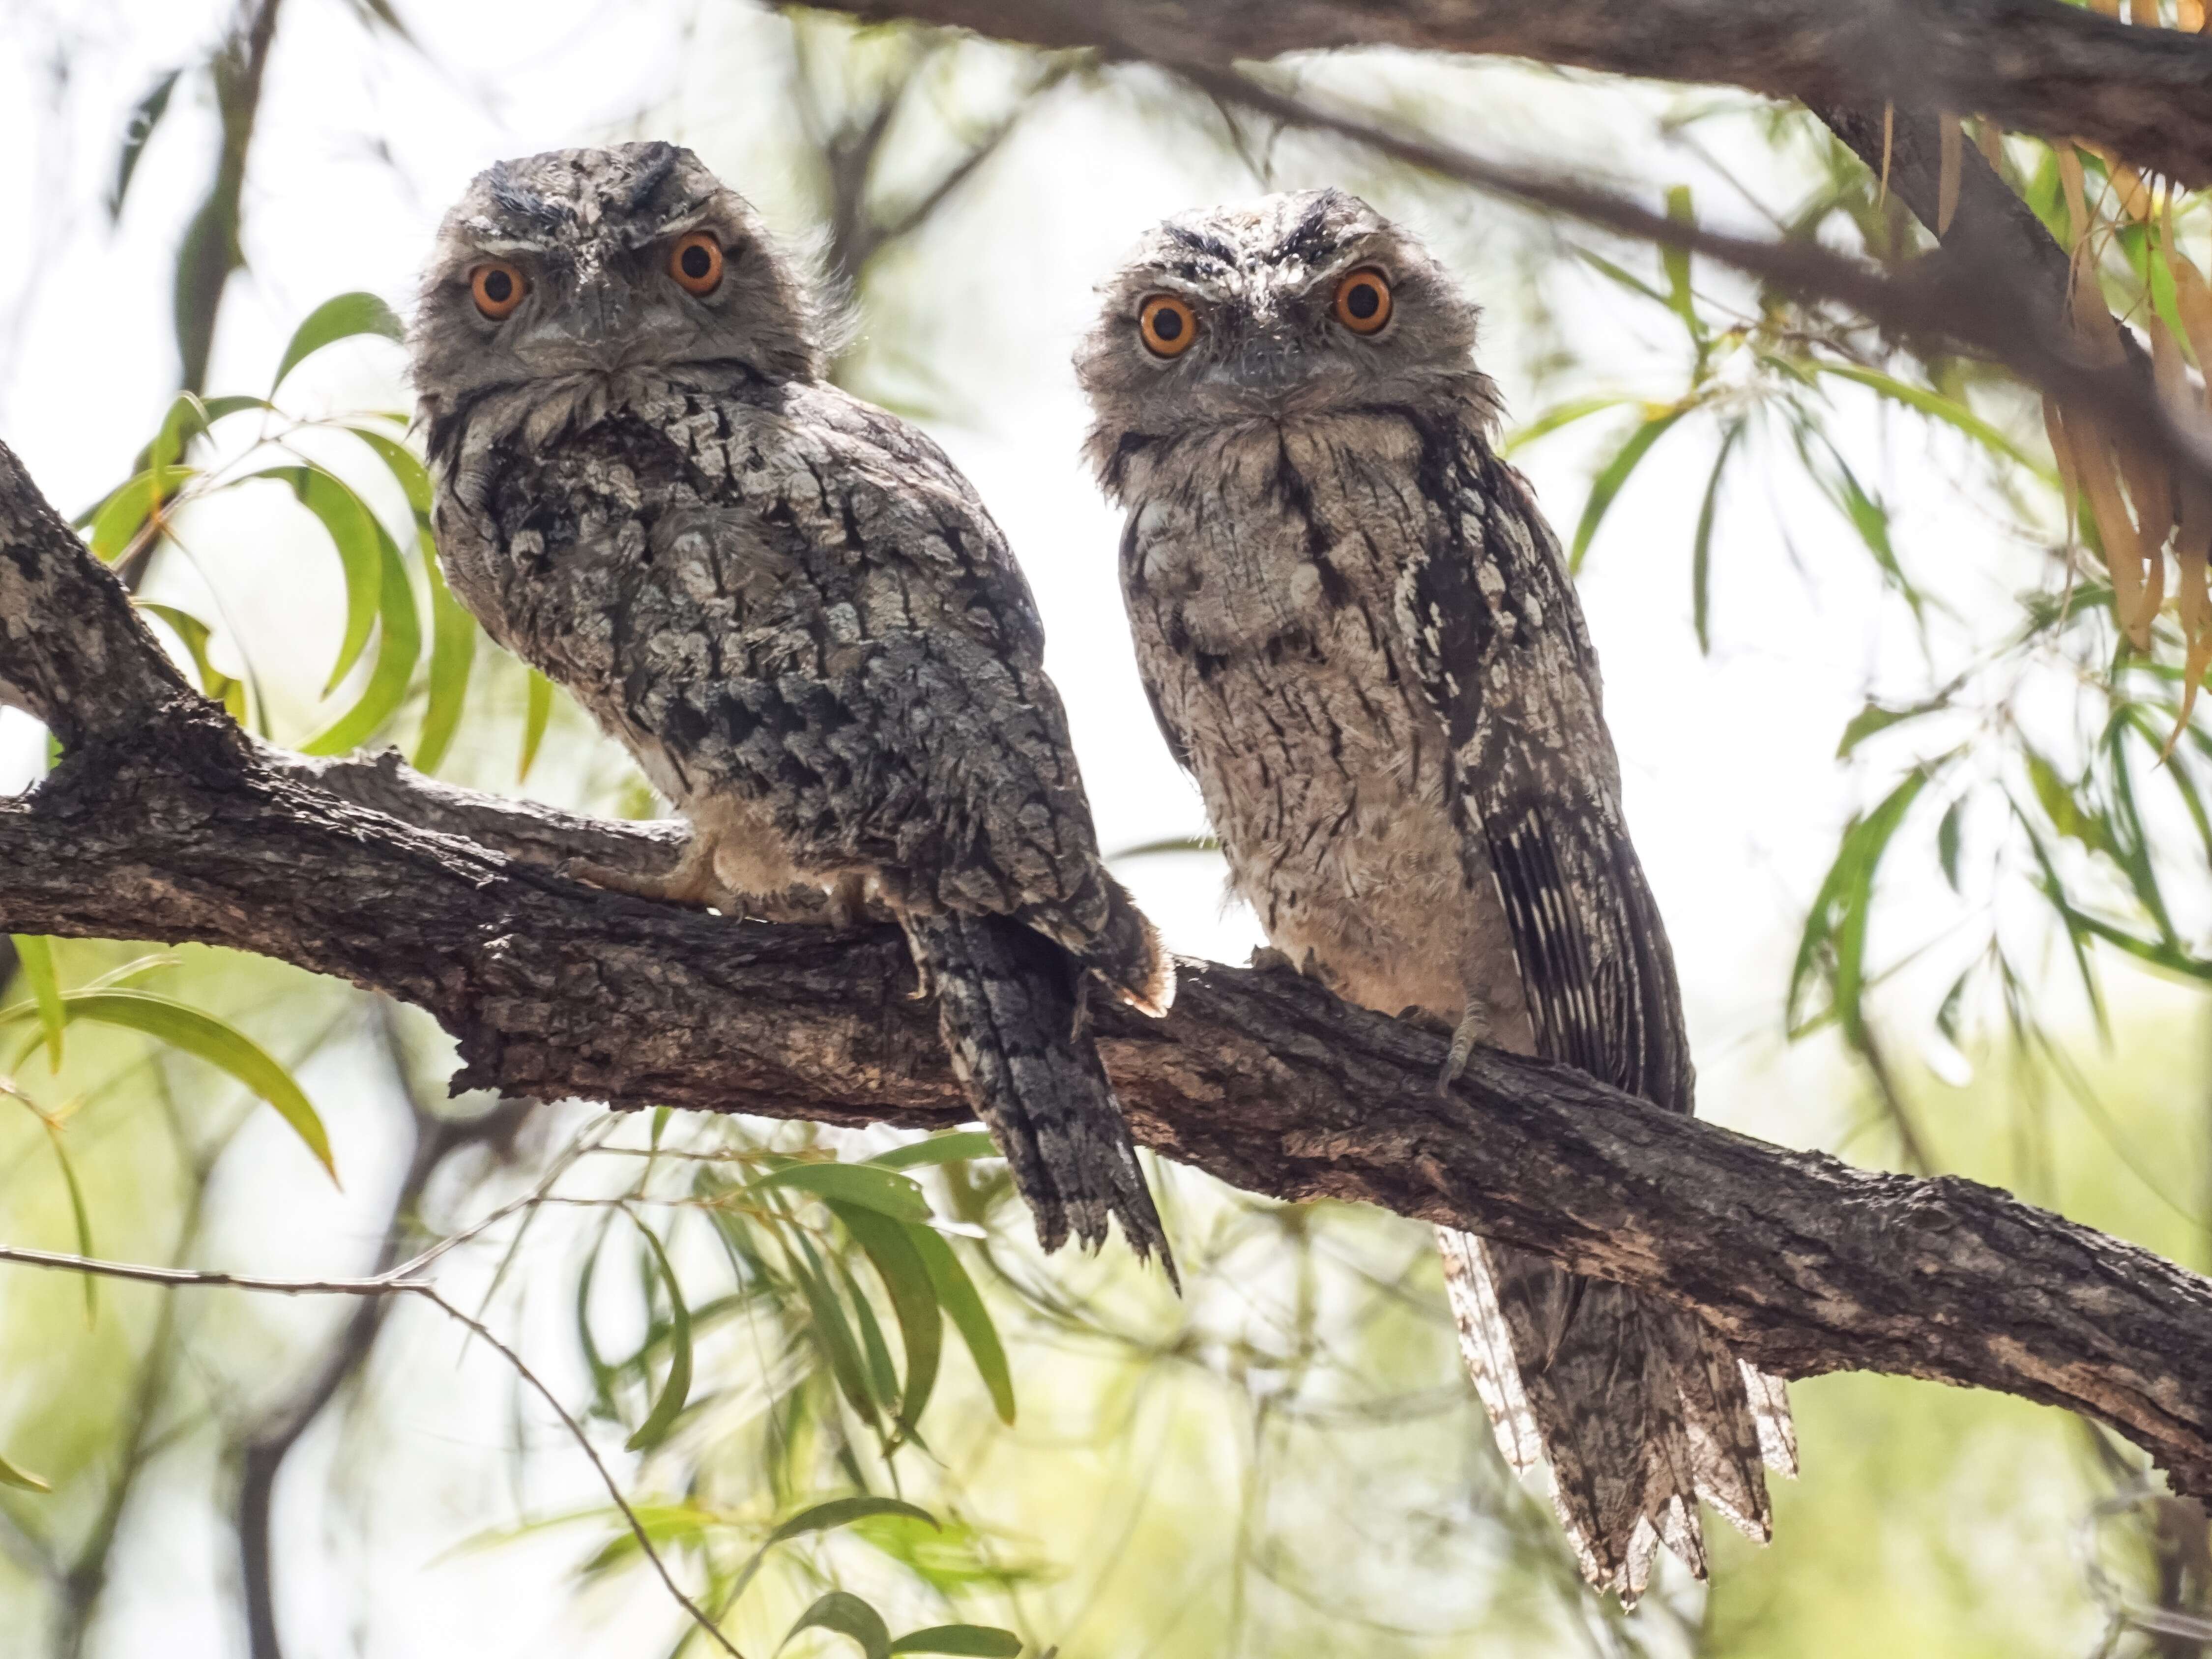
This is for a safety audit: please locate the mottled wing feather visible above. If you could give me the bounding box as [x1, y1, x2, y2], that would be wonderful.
[1396, 424, 1787, 1594]
[1391, 441, 1689, 1112]
[451, 377, 1161, 1004]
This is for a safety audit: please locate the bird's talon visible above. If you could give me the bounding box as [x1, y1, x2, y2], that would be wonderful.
[1438, 1003, 1487, 1097]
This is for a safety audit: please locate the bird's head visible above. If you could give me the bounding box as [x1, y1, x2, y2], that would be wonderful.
[411, 141, 823, 414]
[1076, 188, 1488, 480]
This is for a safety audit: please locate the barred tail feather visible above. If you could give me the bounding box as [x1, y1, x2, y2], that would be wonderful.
[1440, 1229, 1792, 1602]
[906, 911, 1175, 1283]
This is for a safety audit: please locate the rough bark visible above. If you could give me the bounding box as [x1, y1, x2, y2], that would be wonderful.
[814, 0, 2212, 186]
[5, 441, 2212, 1500]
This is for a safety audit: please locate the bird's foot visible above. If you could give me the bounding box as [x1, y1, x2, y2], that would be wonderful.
[1249, 945, 1298, 975]
[559, 836, 736, 912]
[1438, 999, 1492, 1098]
[897, 913, 936, 1001]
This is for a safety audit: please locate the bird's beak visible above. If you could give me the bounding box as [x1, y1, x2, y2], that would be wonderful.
[1207, 332, 1311, 395]
[571, 278, 622, 349]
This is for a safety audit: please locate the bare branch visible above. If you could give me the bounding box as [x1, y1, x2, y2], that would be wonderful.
[809, 0, 2212, 186]
[1162, 61, 2212, 495]
[0, 1242, 747, 1659]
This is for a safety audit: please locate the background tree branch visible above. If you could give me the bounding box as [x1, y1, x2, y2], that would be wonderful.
[6, 443, 2212, 1504]
[811, 0, 2212, 185]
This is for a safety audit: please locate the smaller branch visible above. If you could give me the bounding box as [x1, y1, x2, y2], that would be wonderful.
[0, 1241, 746, 1659]
[1167, 60, 2212, 493]
[0, 1244, 425, 1297]
[411, 1286, 749, 1659]
[811, 0, 2212, 187]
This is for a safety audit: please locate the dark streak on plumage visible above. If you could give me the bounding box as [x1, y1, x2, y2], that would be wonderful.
[1077, 187, 1792, 1601]
[416, 143, 1176, 1280]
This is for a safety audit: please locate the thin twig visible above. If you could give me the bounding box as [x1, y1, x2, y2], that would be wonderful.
[0, 1241, 749, 1659]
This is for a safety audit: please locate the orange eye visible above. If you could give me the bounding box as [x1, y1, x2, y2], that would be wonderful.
[669, 231, 724, 296]
[1138, 293, 1198, 358]
[1333, 266, 1393, 335]
[469, 261, 527, 320]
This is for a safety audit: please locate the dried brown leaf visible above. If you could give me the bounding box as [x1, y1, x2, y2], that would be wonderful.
[2071, 406, 2155, 646]
[2046, 393, 2083, 533]
[2170, 480, 2212, 750]
[1975, 117, 2006, 174]
[2169, 250, 2212, 389]
[2059, 145, 2093, 247]
[1938, 113, 1963, 235]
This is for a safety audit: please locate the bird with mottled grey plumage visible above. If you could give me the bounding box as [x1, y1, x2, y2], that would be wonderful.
[1077, 188, 1794, 1598]
[411, 141, 1174, 1275]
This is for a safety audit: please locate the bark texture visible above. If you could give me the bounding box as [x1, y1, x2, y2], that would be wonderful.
[816, 0, 2212, 185]
[5, 438, 2212, 1499]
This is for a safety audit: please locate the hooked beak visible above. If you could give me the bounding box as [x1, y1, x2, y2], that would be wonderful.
[1207, 331, 1311, 394]
[571, 277, 622, 348]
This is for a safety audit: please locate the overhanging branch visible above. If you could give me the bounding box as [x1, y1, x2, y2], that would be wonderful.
[4, 440, 2212, 1495]
[811, 0, 2212, 186]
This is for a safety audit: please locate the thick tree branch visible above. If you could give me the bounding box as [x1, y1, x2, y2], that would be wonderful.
[5, 443, 2212, 1499]
[811, 0, 2212, 186]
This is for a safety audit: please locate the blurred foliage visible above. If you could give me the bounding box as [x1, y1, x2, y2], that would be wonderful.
[7, 1, 2212, 1657]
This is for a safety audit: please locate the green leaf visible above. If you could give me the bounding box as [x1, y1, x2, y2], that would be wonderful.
[1835, 702, 1912, 759]
[866, 1132, 999, 1171]
[40, 1117, 97, 1321]
[138, 603, 246, 723]
[2025, 748, 2119, 864]
[259, 465, 384, 696]
[0, 1452, 51, 1494]
[300, 519, 421, 756]
[888, 1628, 1021, 1657]
[1690, 420, 1742, 655]
[109, 67, 182, 219]
[1935, 964, 1972, 1045]
[747, 1162, 930, 1223]
[414, 542, 476, 773]
[766, 1495, 937, 1547]
[789, 1234, 882, 1429]
[520, 669, 554, 782]
[271, 292, 404, 393]
[721, 1496, 938, 1614]
[88, 467, 194, 563]
[10, 935, 65, 1070]
[1662, 184, 1698, 334]
[0, 990, 335, 1181]
[782, 1591, 890, 1659]
[1794, 425, 1924, 624]
[1813, 365, 2052, 477]
[1570, 407, 1687, 573]
[830, 1200, 944, 1434]
[844, 1262, 902, 1415]
[575, 1241, 618, 1417]
[1787, 769, 1929, 1041]
[1937, 797, 1964, 893]
[347, 425, 434, 516]
[1501, 394, 1637, 458]
[906, 1227, 1013, 1425]
[1576, 249, 1670, 308]
[623, 1222, 694, 1453]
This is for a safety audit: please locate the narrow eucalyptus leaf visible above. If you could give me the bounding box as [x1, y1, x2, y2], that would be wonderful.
[623, 1222, 694, 1453]
[781, 1591, 891, 1659]
[271, 292, 405, 393]
[887, 1627, 1022, 1657]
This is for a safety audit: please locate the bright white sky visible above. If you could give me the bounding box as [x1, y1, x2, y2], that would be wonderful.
[0, 1, 2136, 1653]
